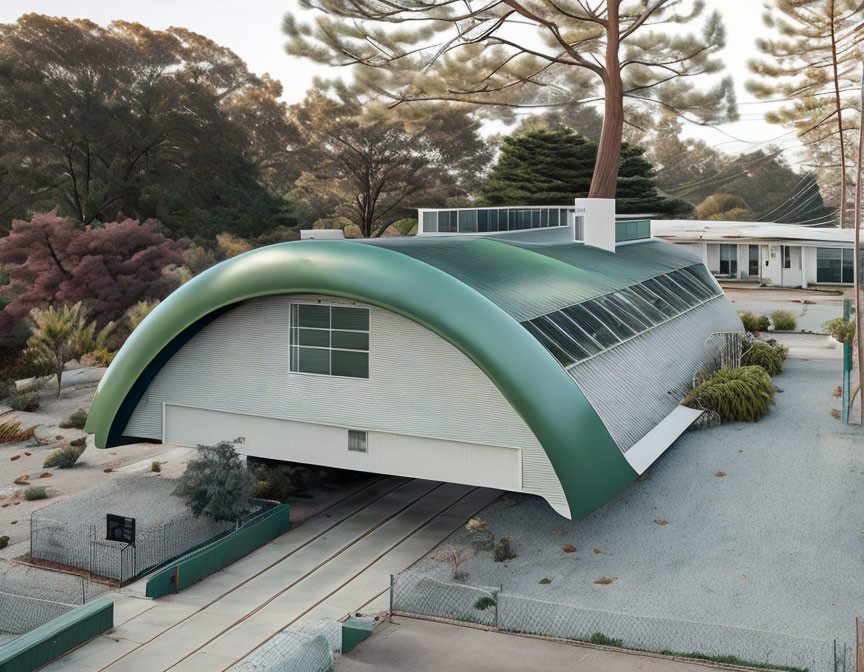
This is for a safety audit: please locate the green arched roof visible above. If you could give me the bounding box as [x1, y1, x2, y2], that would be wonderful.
[86, 237, 700, 518]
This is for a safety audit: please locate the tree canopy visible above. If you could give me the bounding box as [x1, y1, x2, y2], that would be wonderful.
[289, 86, 491, 237]
[0, 211, 186, 340]
[479, 129, 691, 216]
[285, 0, 737, 200]
[0, 15, 296, 240]
[748, 0, 863, 227]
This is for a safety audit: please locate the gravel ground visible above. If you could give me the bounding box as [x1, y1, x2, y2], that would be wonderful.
[723, 286, 847, 334]
[405, 343, 863, 654]
[0, 371, 181, 559]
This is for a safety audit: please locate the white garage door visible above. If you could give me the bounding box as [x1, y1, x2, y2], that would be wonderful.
[163, 405, 522, 491]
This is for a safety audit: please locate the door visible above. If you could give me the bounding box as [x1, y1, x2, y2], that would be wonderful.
[748, 245, 760, 280]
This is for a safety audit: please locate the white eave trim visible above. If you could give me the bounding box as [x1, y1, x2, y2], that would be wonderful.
[623, 405, 704, 475]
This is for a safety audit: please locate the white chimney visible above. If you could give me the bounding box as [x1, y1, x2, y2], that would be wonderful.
[576, 198, 616, 252]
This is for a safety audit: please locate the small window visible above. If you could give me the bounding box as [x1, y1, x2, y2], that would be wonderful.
[348, 430, 367, 453]
[783, 246, 791, 269]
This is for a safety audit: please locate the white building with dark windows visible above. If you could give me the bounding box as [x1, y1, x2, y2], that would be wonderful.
[651, 220, 856, 288]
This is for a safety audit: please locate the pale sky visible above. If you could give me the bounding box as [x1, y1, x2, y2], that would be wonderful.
[0, 0, 794, 161]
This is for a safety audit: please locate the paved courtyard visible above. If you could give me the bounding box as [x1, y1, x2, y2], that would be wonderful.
[403, 334, 863, 662]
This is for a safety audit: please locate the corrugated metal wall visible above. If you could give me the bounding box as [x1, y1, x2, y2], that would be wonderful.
[567, 297, 741, 452]
[124, 295, 569, 516]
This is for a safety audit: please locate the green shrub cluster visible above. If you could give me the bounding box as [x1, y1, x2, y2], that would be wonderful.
[741, 341, 785, 376]
[823, 317, 855, 344]
[684, 366, 776, 422]
[59, 408, 88, 429]
[43, 442, 86, 468]
[250, 465, 308, 501]
[738, 312, 769, 332]
[0, 535, 8, 550]
[770, 310, 796, 331]
[24, 486, 47, 500]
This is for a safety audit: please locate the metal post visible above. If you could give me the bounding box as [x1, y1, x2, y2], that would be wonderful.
[389, 574, 394, 616]
[856, 617, 863, 672]
[844, 343, 852, 424]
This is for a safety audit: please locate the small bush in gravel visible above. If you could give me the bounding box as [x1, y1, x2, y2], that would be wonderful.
[823, 318, 855, 344]
[742, 341, 784, 376]
[738, 312, 769, 332]
[24, 486, 47, 500]
[174, 438, 253, 522]
[770, 310, 797, 331]
[493, 536, 517, 562]
[59, 409, 88, 429]
[0, 535, 8, 549]
[43, 443, 86, 469]
[684, 366, 775, 422]
[10, 389, 40, 412]
[151, 461, 162, 473]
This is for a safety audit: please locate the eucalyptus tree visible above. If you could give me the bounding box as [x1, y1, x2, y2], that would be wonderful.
[748, 0, 864, 228]
[285, 0, 736, 200]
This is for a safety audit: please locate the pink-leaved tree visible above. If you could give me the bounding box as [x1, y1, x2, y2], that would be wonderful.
[0, 211, 188, 339]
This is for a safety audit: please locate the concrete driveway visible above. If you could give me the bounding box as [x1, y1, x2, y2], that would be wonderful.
[336, 617, 746, 672]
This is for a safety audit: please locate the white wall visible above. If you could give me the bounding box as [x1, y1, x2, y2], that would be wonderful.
[124, 295, 570, 517]
[164, 405, 522, 492]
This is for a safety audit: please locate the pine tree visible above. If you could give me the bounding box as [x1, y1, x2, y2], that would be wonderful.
[748, 0, 863, 227]
[478, 129, 691, 216]
[285, 0, 736, 200]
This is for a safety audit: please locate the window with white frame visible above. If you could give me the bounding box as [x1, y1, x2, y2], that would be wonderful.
[290, 304, 369, 378]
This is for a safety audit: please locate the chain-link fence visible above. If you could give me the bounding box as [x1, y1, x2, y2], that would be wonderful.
[227, 622, 340, 672]
[29, 475, 273, 583]
[391, 572, 845, 672]
[0, 561, 111, 640]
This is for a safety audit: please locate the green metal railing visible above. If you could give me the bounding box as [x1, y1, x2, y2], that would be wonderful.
[145, 503, 291, 598]
[0, 596, 113, 672]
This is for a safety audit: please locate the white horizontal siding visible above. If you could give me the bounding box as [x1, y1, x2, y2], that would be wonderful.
[165, 405, 522, 491]
[124, 294, 570, 517]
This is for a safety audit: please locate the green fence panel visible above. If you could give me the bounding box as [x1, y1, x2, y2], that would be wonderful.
[145, 504, 291, 598]
[0, 596, 113, 672]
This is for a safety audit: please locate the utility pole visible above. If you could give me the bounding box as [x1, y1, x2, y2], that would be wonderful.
[853, 59, 864, 424]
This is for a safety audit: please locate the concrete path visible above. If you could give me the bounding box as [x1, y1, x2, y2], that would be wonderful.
[43, 478, 500, 672]
[336, 617, 733, 672]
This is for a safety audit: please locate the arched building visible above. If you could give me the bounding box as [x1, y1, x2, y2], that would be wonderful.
[86, 200, 741, 519]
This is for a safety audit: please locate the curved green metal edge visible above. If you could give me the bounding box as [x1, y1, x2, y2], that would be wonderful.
[85, 240, 637, 518]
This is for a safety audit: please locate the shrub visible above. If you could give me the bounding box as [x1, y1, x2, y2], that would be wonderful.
[493, 536, 517, 562]
[24, 486, 47, 500]
[823, 318, 855, 344]
[59, 409, 88, 429]
[684, 366, 776, 422]
[173, 438, 253, 522]
[81, 348, 116, 367]
[473, 596, 497, 611]
[738, 312, 770, 332]
[0, 420, 36, 444]
[151, 461, 162, 473]
[250, 465, 307, 501]
[43, 442, 86, 468]
[0, 378, 15, 402]
[770, 310, 796, 331]
[742, 341, 784, 376]
[0, 535, 8, 549]
[589, 632, 623, 647]
[10, 389, 40, 412]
